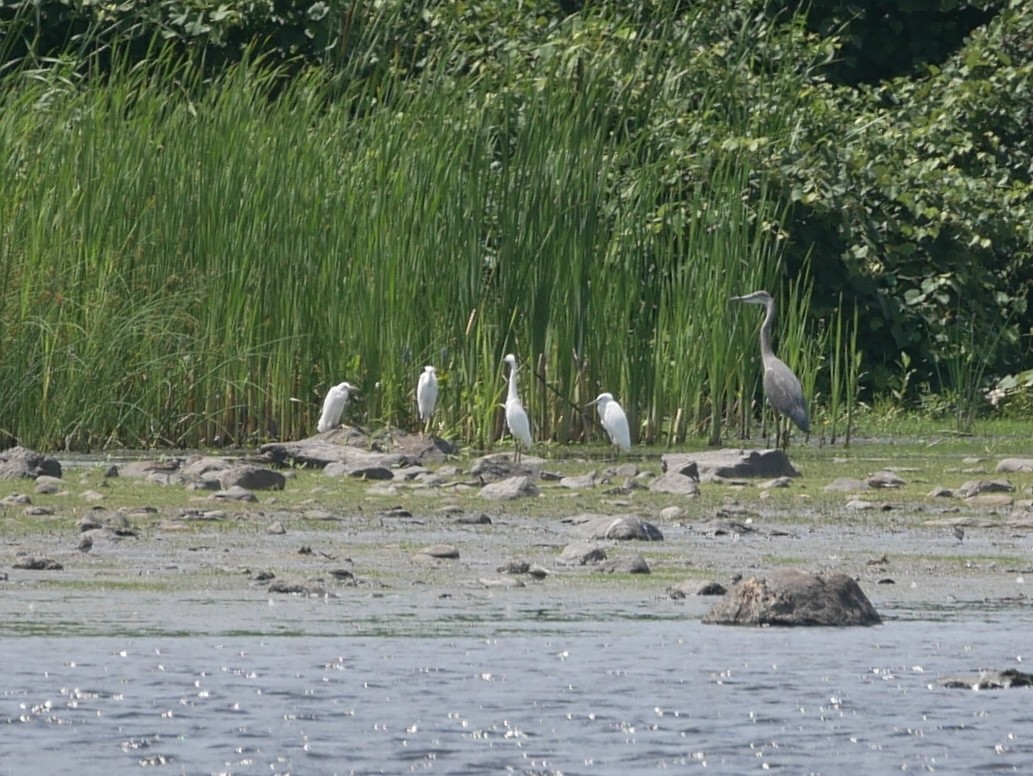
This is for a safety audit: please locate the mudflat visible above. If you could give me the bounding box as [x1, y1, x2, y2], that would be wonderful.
[1, 440, 1031, 637]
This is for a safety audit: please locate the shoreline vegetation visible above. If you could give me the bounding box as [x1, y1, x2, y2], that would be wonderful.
[3, 2, 1031, 453]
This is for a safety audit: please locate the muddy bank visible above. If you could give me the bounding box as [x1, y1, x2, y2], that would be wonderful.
[1, 435, 1032, 636]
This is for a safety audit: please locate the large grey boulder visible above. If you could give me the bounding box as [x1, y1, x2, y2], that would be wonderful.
[260, 427, 453, 469]
[0, 447, 62, 480]
[218, 465, 286, 491]
[568, 514, 663, 541]
[702, 569, 881, 627]
[662, 449, 800, 482]
[479, 475, 541, 500]
[470, 454, 542, 483]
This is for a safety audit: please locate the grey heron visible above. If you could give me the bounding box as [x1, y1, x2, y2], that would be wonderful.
[731, 290, 810, 449]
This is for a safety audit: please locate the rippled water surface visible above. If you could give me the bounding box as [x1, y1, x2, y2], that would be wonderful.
[3, 604, 1032, 775]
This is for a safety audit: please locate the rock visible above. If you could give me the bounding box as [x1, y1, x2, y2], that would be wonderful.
[939, 669, 1033, 690]
[995, 458, 1033, 473]
[846, 499, 877, 511]
[478, 476, 540, 501]
[559, 472, 597, 489]
[0, 447, 62, 480]
[662, 449, 800, 481]
[958, 479, 1014, 497]
[695, 519, 756, 537]
[455, 513, 492, 525]
[599, 555, 650, 574]
[759, 477, 793, 489]
[260, 428, 454, 468]
[180, 456, 234, 479]
[927, 486, 954, 498]
[1, 493, 31, 506]
[119, 459, 189, 486]
[218, 465, 286, 491]
[824, 477, 871, 492]
[867, 470, 906, 488]
[567, 513, 663, 541]
[212, 486, 257, 502]
[469, 454, 541, 483]
[648, 473, 700, 497]
[659, 506, 684, 520]
[12, 554, 63, 570]
[498, 559, 530, 574]
[479, 576, 526, 589]
[34, 475, 64, 494]
[266, 520, 287, 535]
[417, 544, 460, 559]
[324, 462, 396, 480]
[268, 580, 328, 596]
[702, 569, 881, 627]
[697, 581, 728, 596]
[558, 542, 608, 565]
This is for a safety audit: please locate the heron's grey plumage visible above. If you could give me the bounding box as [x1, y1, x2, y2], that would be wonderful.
[732, 290, 810, 447]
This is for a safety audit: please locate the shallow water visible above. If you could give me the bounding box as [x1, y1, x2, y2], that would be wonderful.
[2, 602, 1032, 775]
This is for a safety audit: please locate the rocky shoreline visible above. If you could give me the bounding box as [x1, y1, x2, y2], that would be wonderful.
[2, 432, 1032, 642]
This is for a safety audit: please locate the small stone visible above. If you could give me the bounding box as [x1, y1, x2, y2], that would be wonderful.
[266, 521, 287, 535]
[418, 544, 459, 559]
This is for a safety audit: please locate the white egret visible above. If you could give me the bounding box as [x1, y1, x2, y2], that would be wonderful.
[731, 290, 810, 449]
[588, 392, 631, 454]
[417, 365, 438, 434]
[317, 381, 357, 433]
[503, 353, 532, 461]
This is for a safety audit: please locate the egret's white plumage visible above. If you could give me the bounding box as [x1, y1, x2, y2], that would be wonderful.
[503, 353, 532, 461]
[589, 392, 631, 453]
[417, 366, 438, 420]
[317, 381, 356, 433]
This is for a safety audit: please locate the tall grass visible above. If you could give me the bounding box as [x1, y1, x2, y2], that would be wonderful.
[0, 10, 844, 451]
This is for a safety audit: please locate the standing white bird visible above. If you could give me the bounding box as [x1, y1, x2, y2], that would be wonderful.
[503, 353, 532, 461]
[588, 392, 631, 454]
[317, 381, 357, 433]
[417, 365, 438, 434]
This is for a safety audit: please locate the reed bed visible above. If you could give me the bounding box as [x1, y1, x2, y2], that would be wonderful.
[0, 15, 858, 451]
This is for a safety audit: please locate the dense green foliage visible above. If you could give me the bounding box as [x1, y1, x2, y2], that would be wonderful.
[1, 0, 1031, 450]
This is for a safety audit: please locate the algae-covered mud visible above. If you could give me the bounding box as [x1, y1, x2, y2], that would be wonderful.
[1, 432, 1032, 637]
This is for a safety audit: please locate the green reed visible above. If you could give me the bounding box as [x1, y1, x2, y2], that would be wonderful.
[0, 12, 832, 451]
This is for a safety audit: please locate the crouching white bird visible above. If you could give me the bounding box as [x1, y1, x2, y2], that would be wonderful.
[317, 381, 357, 433]
[417, 365, 438, 433]
[503, 353, 532, 461]
[588, 392, 631, 454]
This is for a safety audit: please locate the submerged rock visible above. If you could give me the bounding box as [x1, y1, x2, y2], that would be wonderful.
[939, 669, 1033, 690]
[702, 569, 881, 627]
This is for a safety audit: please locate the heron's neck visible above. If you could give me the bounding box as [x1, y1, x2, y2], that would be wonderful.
[760, 299, 776, 359]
